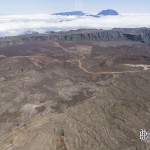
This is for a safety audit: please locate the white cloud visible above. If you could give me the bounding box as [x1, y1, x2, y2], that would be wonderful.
[0, 13, 150, 36]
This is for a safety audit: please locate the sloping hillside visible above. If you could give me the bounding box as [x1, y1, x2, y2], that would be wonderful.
[0, 30, 150, 149]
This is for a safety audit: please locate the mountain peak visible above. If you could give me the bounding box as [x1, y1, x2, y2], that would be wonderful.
[97, 9, 119, 16]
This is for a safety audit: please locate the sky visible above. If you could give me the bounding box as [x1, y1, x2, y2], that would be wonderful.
[0, 0, 150, 14]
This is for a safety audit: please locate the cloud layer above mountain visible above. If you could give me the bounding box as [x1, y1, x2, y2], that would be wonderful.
[0, 13, 150, 36]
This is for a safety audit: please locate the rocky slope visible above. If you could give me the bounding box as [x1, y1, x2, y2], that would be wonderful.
[0, 29, 150, 149]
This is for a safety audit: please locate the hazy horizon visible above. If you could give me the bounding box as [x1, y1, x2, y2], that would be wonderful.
[0, 13, 149, 37]
[0, 0, 149, 15]
[0, 0, 149, 37]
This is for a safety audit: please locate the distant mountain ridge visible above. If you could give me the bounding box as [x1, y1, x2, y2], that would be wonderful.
[53, 11, 85, 16]
[53, 9, 119, 16]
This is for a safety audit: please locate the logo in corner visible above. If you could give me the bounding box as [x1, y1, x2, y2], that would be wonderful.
[140, 129, 150, 142]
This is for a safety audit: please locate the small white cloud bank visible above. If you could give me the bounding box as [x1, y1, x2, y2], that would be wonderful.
[0, 13, 150, 37]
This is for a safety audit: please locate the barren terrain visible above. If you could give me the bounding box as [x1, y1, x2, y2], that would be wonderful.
[0, 29, 150, 150]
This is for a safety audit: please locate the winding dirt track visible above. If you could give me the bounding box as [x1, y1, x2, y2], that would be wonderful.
[78, 58, 142, 75]
[57, 43, 150, 75]
[9, 43, 149, 75]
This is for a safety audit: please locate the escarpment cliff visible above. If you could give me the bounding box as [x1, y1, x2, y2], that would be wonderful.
[48, 28, 150, 43]
[0, 28, 150, 47]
